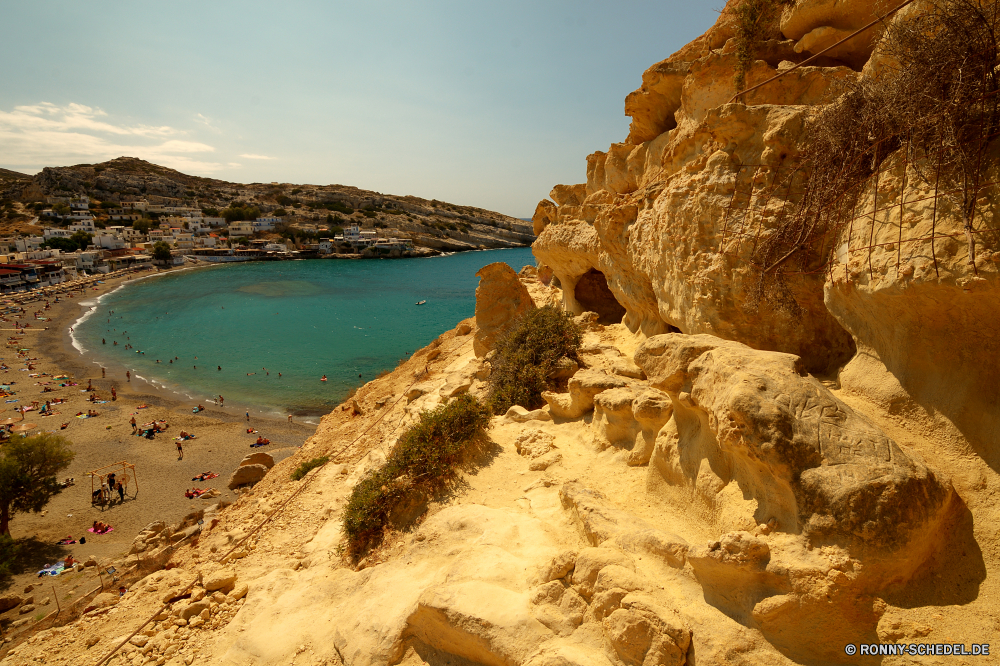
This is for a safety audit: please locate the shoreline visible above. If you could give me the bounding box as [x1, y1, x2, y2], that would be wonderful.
[64, 247, 534, 422]
[59, 264, 323, 423]
[2, 268, 317, 580]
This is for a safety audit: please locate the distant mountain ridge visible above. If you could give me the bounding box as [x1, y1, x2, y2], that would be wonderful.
[1, 157, 534, 251]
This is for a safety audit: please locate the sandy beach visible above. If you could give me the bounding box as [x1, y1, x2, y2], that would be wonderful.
[1, 268, 317, 584]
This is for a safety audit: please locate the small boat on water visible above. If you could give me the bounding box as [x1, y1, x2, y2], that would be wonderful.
[416, 300, 426, 305]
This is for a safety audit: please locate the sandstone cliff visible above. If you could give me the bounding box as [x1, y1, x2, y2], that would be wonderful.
[5, 2, 1000, 666]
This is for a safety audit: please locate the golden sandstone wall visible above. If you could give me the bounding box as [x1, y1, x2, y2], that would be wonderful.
[531, 0, 999, 455]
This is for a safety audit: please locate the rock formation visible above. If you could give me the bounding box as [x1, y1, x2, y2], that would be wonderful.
[8, 3, 1000, 666]
[473, 262, 536, 357]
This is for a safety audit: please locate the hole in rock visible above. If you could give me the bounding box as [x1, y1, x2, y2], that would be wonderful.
[574, 268, 627, 325]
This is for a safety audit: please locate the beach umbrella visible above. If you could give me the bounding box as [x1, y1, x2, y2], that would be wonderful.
[1, 418, 18, 426]
[12, 423, 36, 432]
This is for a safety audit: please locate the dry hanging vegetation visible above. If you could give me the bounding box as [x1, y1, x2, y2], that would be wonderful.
[747, 0, 1000, 305]
[732, 0, 793, 92]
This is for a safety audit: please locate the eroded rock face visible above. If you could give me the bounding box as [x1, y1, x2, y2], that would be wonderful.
[603, 596, 690, 666]
[473, 262, 536, 358]
[535, 102, 859, 372]
[240, 452, 275, 469]
[228, 464, 268, 490]
[529, 0, 880, 373]
[592, 387, 673, 467]
[634, 333, 955, 558]
[822, 142, 1000, 470]
[542, 369, 627, 419]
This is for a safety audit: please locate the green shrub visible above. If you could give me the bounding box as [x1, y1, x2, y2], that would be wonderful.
[341, 395, 489, 558]
[327, 201, 353, 215]
[486, 306, 582, 414]
[222, 205, 260, 222]
[291, 456, 329, 481]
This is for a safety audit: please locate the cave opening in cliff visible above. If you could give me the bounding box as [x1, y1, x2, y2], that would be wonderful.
[574, 269, 627, 325]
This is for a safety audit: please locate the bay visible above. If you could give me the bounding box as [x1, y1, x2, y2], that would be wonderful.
[72, 248, 535, 421]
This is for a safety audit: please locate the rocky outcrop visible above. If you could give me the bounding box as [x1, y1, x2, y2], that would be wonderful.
[529, 0, 910, 373]
[13, 5, 999, 666]
[239, 452, 275, 469]
[531, 0, 999, 485]
[591, 387, 672, 466]
[228, 464, 268, 490]
[473, 262, 536, 357]
[542, 369, 627, 419]
[0, 594, 23, 613]
[823, 144, 1000, 470]
[635, 333, 955, 557]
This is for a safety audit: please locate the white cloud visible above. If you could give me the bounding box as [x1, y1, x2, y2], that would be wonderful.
[238, 153, 273, 160]
[193, 112, 221, 134]
[0, 102, 225, 174]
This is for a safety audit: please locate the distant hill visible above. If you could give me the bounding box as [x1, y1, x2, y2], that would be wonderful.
[0, 156, 534, 251]
[0, 167, 30, 184]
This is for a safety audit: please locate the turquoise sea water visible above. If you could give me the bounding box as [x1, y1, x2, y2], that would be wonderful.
[72, 248, 534, 420]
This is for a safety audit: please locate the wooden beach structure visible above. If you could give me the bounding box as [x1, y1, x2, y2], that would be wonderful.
[89, 461, 138, 505]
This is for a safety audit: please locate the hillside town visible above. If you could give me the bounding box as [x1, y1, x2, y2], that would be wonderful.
[0, 158, 535, 265]
[0, 195, 434, 293]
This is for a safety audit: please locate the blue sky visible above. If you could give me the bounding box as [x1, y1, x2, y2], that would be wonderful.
[0, 1, 717, 216]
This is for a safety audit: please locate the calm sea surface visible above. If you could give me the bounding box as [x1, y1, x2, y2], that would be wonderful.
[72, 248, 534, 421]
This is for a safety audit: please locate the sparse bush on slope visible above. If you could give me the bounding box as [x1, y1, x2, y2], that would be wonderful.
[486, 306, 582, 414]
[341, 394, 489, 559]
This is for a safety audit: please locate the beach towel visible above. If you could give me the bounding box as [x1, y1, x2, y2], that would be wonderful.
[250, 442, 269, 448]
[136, 405, 150, 409]
[37, 561, 66, 577]
[93, 400, 108, 404]
[87, 527, 113, 534]
[5, 399, 17, 403]
[76, 414, 91, 419]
